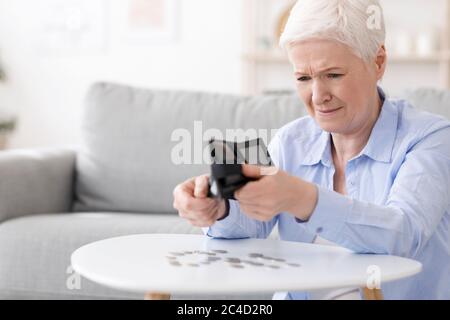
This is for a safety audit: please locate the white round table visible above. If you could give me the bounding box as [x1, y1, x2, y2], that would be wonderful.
[71, 234, 422, 300]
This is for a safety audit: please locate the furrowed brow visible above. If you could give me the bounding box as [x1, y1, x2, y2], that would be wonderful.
[295, 67, 343, 76]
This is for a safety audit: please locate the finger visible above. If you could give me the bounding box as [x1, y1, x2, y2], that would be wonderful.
[194, 174, 209, 198]
[179, 209, 210, 224]
[174, 175, 215, 215]
[178, 198, 218, 221]
[176, 176, 196, 194]
[178, 192, 215, 214]
[173, 178, 196, 207]
[234, 180, 263, 200]
[260, 166, 279, 176]
[241, 164, 262, 179]
[187, 199, 218, 220]
[190, 200, 224, 226]
[187, 202, 226, 226]
[191, 198, 217, 213]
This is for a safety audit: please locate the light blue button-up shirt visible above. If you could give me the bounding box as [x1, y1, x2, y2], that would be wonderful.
[205, 88, 450, 300]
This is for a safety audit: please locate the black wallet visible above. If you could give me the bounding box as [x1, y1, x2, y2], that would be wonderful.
[207, 138, 272, 200]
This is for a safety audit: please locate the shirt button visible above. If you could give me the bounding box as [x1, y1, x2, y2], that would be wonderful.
[316, 227, 323, 233]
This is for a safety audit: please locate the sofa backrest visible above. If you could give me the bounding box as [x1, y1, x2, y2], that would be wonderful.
[73, 82, 306, 213]
[402, 88, 450, 119]
[73, 82, 449, 214]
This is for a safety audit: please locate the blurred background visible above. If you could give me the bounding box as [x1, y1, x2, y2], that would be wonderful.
[0, 0, 448, 149]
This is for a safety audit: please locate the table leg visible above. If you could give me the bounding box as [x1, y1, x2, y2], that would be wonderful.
[144, 292, 171, 300]
[362, 288, 384, 300]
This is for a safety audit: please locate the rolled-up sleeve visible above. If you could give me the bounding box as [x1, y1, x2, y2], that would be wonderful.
[302, 126, 450, 258]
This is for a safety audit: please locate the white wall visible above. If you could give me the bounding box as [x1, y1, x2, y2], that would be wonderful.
[0, 0, 447, 149]
[0, 0, 243, 148]
[380, 0, 447, 96]
[251, 0, 447, 97]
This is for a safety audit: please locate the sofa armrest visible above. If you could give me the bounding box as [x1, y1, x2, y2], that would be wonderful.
[0, 148, 76, 223]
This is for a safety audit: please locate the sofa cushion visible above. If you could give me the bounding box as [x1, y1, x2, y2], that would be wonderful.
[402, 88, 450, 119]
[0, 212, 273, 300]
[74, 82, 306, 213]
[0, 212, 201, 299]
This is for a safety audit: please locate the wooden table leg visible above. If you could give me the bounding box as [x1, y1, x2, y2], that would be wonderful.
[144, 292, 171, 300]
[362, 288, 384, 300]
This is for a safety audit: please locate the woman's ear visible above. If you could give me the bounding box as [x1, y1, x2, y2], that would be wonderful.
[375, 45, 387, 80]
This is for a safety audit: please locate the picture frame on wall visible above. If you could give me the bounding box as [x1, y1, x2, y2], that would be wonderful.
[123, 0, 179, 43]
[36, 0, 108, 55]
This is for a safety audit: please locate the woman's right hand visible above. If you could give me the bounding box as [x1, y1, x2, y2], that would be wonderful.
[173, 174, 227, 227]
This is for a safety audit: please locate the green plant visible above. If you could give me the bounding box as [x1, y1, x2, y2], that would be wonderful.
[0, 118, 16, 134]
[0, 64, 5, 81]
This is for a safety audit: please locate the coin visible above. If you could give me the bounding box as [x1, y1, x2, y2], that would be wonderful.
[286, 263, 301, 267]
[261, 256, 274, 260]
[261, 256, 284, 262]
[267, 265, 280, 269]
[169, 262, 182, 267]
[168, 252, 184, 257]
[211, 250, 228, 254]
[195, 251, 215, 256]
[243, 261, 264, 267]
[187, 263, 199, 267]
[207, 256, 221, 261]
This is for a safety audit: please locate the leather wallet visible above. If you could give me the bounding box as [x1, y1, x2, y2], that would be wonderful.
[207, 138, 272, 200]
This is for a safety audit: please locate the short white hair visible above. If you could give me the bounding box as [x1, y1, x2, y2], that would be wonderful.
[279, 0, 386, 62]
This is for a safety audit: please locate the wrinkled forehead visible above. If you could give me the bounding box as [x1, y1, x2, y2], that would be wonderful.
[287, 39, 363, 73]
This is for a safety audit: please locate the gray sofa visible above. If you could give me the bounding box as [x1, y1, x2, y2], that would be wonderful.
[0, 82, 449, 300]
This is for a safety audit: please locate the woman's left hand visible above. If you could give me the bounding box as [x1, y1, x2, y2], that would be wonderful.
[234, 164, 318, 222]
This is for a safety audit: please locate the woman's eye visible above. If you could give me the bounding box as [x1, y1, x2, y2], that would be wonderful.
[327, 73, 343, 79]
[297, 76, 311, 82]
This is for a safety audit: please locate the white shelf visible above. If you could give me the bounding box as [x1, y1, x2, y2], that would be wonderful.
[242, 0, 450, 95]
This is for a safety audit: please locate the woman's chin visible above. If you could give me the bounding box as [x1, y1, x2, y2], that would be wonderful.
[315, 119, 346, 133]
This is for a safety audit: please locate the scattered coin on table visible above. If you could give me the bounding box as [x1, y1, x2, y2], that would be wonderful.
[211, 250, 228, 254]
[165, 250, 301, 269]
[187, 263, 200, 267]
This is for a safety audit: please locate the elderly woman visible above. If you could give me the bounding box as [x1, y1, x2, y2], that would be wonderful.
[173, 0, 450, 300]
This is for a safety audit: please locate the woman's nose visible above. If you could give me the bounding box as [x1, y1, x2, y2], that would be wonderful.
[311, 80, 332, 105]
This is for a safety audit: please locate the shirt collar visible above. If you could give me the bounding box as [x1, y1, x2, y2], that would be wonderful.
[300, 87, 398, 166]
[358, 87, 398, 163]
[300, 130, 332, 167]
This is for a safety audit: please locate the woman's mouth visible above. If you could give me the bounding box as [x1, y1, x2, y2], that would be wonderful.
[316, 107, 343, 116]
